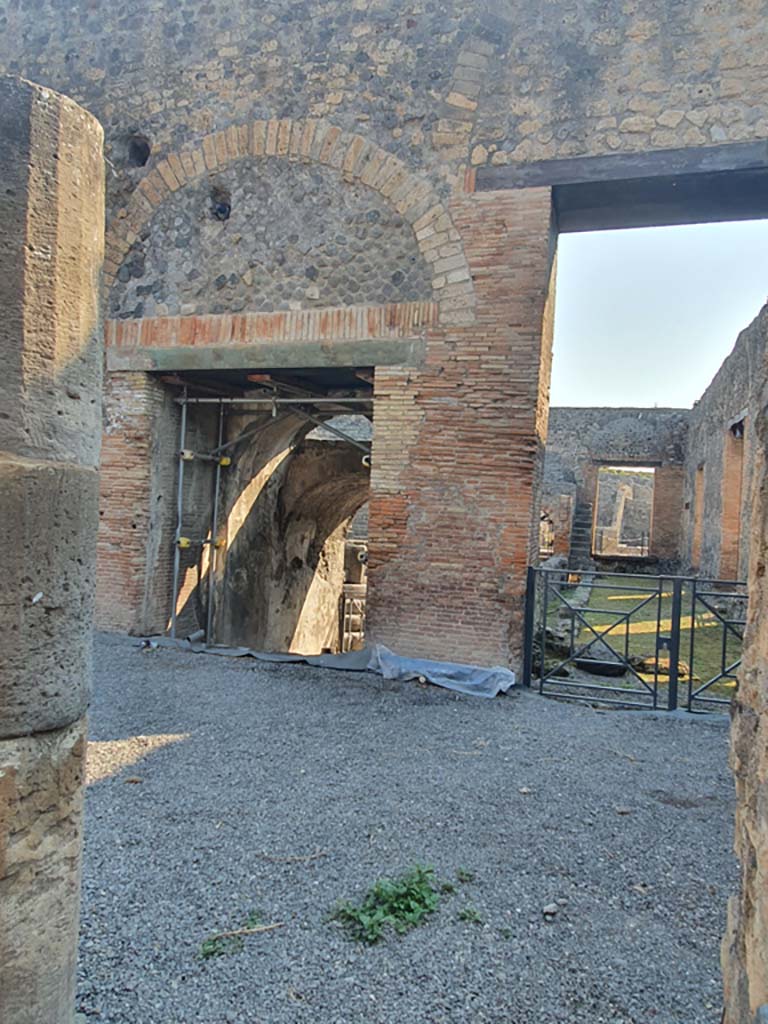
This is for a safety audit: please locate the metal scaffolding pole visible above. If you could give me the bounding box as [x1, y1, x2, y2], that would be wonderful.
[169, 390, 188, 639]
[205, 401, 224, 645]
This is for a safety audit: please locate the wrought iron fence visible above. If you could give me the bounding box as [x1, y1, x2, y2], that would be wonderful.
[522, 567, 747, 711]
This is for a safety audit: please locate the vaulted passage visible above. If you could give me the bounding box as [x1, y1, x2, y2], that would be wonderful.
[133, 368, 373, 655]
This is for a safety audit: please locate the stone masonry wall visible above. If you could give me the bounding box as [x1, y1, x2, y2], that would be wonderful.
[110, 158, 432, 319]
[542, 407, 689, 563]
[2, 0, 766, 662]
[2, 1, 767, 198]
[721, 310, 768, 1024]
[682, 304, 768, 581]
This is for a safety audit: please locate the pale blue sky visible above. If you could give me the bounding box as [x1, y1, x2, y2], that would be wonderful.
[550, 220, 768, 408]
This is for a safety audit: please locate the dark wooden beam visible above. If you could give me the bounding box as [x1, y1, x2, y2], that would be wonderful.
[555, 166, 768, 233]
[475, 141, 768, 191]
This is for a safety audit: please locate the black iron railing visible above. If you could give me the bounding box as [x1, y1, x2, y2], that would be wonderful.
[523, 568, 747, 712]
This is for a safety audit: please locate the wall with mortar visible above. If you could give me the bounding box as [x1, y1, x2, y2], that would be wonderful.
[542, 406, 689, 563]
[3, 0, 767, 670]
[681, 304, 768, 581]
[2, 1, 768, 197]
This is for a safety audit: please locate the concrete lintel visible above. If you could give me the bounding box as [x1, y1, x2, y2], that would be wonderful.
[107, 337, 426, 373]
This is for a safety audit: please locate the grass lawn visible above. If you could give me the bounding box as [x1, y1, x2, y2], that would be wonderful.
[544, 574, 745, 705]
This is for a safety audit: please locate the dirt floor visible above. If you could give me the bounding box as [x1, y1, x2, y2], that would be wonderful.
[78, 633, 737, 1024]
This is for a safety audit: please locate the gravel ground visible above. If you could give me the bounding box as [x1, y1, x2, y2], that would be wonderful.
[79, 633, 737, 1024]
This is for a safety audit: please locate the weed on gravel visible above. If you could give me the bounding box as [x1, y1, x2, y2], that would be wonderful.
[331, 864, 441, 944]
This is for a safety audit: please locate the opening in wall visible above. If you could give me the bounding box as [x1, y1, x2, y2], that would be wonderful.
[692, 464, 705, 569]
[719, 420, 746, 579]
[592, 465, 655, 558]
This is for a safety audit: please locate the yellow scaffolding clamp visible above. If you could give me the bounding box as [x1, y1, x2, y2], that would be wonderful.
[176, 537, 193, 549]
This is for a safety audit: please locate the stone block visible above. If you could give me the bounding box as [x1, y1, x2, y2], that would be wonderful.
[0, 77, 104, 471]
[0, 719, 86, 1024]
[0, 458, 99, 737]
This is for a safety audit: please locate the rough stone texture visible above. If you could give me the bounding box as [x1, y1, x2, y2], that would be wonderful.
[1, 2, 766, 190]
[0, 720, 87, 1024]
[0, 79, 103, 472]
[0, 75, 103, 1024]
[541, 407, 689, 566]
[722, 332, 768, 1023]
[681, 305, 768, 581]
[0, 74, 104, 732]
[0, 460, 100, 736]
[110, 158, 432, 319]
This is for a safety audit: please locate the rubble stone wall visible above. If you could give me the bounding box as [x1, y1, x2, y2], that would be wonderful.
[722, 307, 768, 1024]
[682, 305, 768, 581]
[542, 407, 689, 563]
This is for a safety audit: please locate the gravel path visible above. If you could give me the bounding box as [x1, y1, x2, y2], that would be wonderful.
[79, 633, 736, 1024]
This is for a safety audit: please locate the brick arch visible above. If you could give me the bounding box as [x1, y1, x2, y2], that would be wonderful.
[104, 118, 476, 326]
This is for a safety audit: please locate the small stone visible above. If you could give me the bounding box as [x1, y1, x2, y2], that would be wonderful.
[615, 806, 633, 815]
[518, 786, 532, 795]
[470, 144, 488, 166]
[657, 109, 685, 128]
[542, 903, 559, 917]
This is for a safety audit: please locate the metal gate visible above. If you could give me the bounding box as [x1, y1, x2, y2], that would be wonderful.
[522, 568, 747, 711]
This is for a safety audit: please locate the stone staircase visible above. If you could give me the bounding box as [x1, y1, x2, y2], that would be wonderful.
[569, 501, 594, 568]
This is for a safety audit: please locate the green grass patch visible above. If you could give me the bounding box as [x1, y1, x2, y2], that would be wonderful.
[331, 865, 441, 944]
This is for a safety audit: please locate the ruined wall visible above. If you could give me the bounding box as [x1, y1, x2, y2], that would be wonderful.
[109, 159, 432, 320]
[2, 1, 767, 193]
[722, 314, 768, 1023]
[542, 406, 689, 563]
[682, 305, 768, 581]
[3, 0, 767, 668]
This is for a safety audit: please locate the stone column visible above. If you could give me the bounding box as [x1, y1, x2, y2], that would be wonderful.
[0, 77, 104, 1024]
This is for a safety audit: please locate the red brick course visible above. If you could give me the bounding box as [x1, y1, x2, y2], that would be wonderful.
[366, 188, 556, 669]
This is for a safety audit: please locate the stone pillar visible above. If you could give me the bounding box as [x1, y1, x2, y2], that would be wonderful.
[0, 77, 104, 1024]
[367, 187, 556, 669]
[96, 371, 179, 635]
[722, 381, 768, 1022]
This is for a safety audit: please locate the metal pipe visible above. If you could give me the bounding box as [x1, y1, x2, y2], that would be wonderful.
[206, 401, 224, 646]
[175, 396, 372, 406]
[169, 390, 188, 639]
[290, 405, 371, 453]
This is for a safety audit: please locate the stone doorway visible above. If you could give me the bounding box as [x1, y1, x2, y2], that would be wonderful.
[163, 367, 373, 654]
